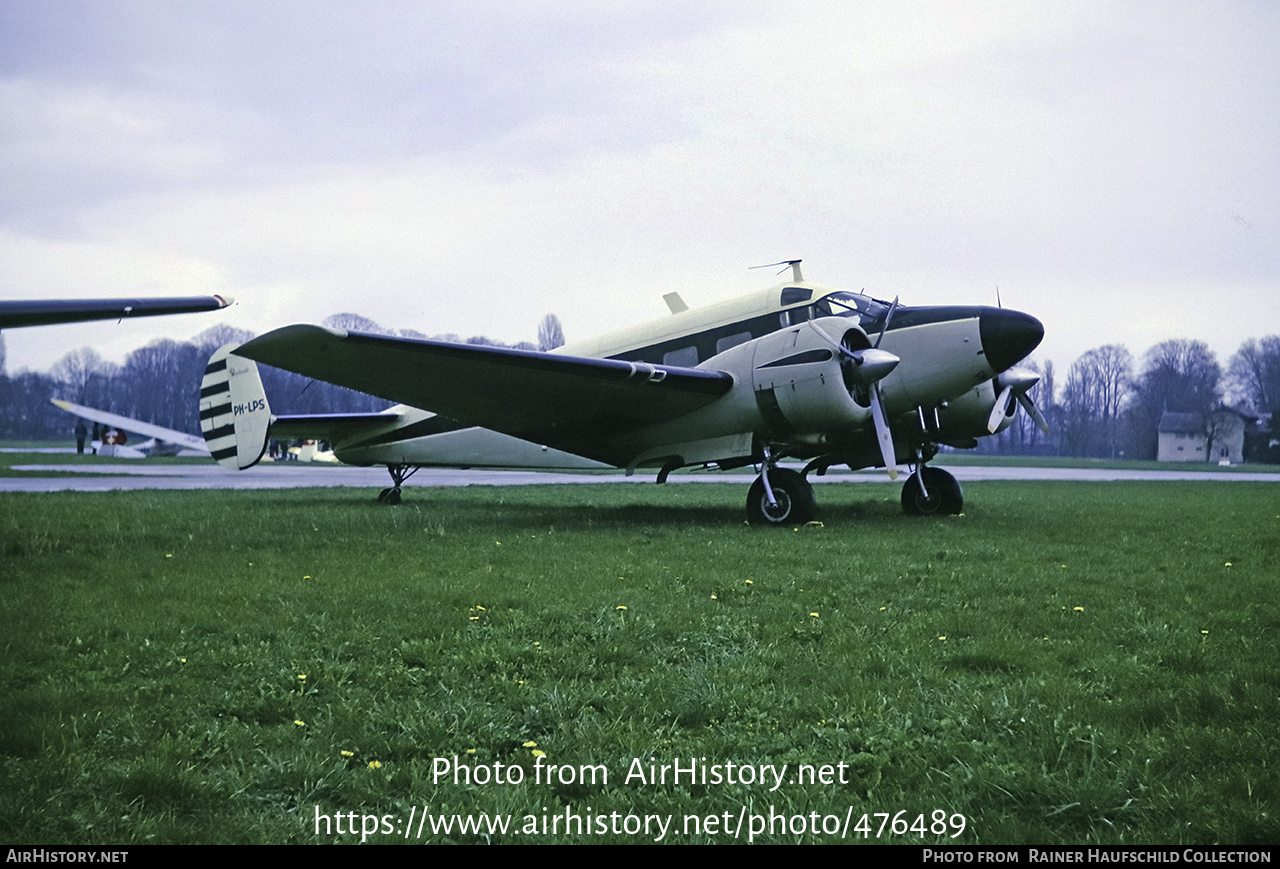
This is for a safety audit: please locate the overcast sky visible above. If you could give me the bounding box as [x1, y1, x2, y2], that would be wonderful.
[3, 0, 1278, 378]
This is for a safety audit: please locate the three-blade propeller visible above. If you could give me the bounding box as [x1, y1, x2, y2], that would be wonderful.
[986, 368, 1051, 435]
[806, 305, 902, 479]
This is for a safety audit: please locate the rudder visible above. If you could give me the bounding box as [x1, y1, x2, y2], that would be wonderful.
[200, 343, 272, 470]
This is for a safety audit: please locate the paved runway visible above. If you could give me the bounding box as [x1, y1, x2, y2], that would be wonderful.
[3, 460, 1278, 493]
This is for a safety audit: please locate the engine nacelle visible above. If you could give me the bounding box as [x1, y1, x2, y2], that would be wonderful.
[934, 379, 1014, 443]
[749, 317, 875, 438]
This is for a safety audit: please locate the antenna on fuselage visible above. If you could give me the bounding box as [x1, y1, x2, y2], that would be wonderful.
[750, 259, 803, 282]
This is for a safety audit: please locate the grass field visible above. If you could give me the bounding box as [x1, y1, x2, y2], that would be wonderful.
[2, 479, 1277, 845]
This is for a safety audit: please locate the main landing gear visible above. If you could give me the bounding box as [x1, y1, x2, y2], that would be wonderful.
[377, 464, 419, 505]
[900, 465, 963, 516]
[746, 451, 817, 526]
[746, 450, 963, 525]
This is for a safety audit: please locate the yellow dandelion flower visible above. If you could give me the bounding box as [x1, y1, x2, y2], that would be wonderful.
[180, 657, 187, 663]
[469, 616, 479, 621]
[615, 605, 627, 611]
[466, 748, 477, 755]
[710, 594, 718, 600]
[744, 580, 753, 585]
[165, 554, 173, 558]
[294, 720, 306, 727]
[1201, 630, 1209, 635]
[341, 750, 354, 758]
[809, 612, 819, 618]
[523, 740, 538, 748]
[1225, 562, 1232, 567]
[938, 636, 947, 641]
[368, 760, 382, 769]
[879, 606, 886, 611]
[532, 749, 546, 758]
[1073, 607, 1084, 612]
[298, 674, 307, 680]
[475, 605, 486, 611]
[533, 642, 541, 647]
[303, 575, 312, 580]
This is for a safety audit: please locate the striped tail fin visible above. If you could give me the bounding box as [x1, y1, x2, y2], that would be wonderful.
[199, 344, 272, 470]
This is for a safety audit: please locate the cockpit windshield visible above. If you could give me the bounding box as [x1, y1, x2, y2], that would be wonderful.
[813, 291, 891, 331]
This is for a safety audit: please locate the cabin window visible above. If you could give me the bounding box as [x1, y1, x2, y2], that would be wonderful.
[715, 331, 752, 355]
[662, 346, 699, 367]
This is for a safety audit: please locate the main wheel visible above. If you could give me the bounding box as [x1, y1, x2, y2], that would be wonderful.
[901, 467, 963, 516]
[746, 467, 817, 526]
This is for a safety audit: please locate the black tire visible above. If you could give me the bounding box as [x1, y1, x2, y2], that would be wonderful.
[901, 467, 963, 516]
[378, 487, 402, 506]
[746, 467, 817, 526]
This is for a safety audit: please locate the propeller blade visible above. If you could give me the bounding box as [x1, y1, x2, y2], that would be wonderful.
[873, 296, 900, 349]
[987, 384, 1014, 433]
[870, 383, 898, 480]
[1016, 392, 1051, 435]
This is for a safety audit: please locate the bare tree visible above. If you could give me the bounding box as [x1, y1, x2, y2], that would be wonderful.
[53, 347, 108, 404]
[1125, 339, 1221, 459]
[537, 313, 565, 352]
[194, 324, 256, 353]
[1227, 336, 1280, 415]
[323, 313, 388, 334]
[1059, 345, 1131, 457]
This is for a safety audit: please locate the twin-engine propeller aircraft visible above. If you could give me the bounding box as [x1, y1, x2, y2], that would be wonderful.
[199, 262, 1046, 524]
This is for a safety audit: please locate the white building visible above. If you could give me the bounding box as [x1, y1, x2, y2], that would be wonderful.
[1157, 409, 1246, 463]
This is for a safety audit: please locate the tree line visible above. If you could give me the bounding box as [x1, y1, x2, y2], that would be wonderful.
[982, 336, 1279, 462]
[0, 314, 565, 441]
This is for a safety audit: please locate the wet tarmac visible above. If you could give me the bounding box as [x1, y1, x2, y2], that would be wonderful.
[3, 461, 1278, 493]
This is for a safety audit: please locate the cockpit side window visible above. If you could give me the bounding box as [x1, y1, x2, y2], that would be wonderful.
[780, 286, 813, 306]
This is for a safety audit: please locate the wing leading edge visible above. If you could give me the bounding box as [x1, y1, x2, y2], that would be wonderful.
[234, 325, 734, 465]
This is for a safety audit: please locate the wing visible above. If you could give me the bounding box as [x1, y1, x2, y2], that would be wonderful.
[51, 399, 209, 454]
[0, 296, 230, 329]
[234, 325, 734, 465]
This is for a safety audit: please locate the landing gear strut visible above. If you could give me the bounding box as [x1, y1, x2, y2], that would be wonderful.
[746, 449, 817, 526]
[901, 465, 963, 516]
[377, 464, 419, 505]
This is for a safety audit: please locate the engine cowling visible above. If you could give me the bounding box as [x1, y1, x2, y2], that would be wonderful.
[934, 379, 1014, 442]
[749, 317, 879, 438]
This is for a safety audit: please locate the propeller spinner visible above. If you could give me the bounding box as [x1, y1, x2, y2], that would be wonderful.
[986, 368, 1050, 435]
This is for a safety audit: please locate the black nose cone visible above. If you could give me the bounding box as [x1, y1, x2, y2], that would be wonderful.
[980, 309, 1044, 372]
